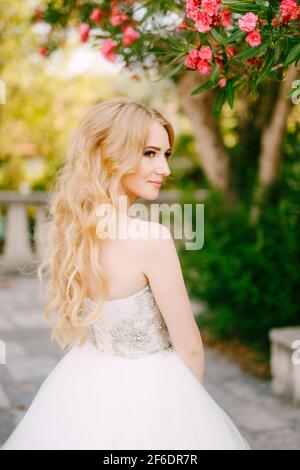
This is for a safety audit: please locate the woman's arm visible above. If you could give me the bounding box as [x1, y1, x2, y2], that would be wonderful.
[140, 221, 205, 385]
[176, 349, 205, 385]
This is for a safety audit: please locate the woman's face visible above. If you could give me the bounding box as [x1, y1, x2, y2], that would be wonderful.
[121, 120, 172, 204]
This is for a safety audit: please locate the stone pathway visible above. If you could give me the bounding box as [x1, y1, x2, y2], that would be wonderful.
[0, 274, 300, 450]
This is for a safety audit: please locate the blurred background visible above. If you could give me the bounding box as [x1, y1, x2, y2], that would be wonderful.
[0, 0, 300, 450]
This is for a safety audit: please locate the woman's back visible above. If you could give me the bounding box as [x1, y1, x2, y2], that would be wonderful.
[87, 216, 166, 302]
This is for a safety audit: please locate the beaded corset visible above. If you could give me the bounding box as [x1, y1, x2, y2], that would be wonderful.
[83, 283, 174, 359]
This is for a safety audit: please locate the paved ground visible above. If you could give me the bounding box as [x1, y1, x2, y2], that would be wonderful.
[0, 274, 300, 450]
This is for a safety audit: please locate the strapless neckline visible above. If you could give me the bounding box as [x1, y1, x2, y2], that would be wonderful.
[85, 282, 151, 306]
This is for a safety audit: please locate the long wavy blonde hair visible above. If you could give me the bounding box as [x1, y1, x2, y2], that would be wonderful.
[37, 97, 175, 350]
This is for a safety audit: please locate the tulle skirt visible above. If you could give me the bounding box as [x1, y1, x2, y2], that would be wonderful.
[1, 341, 250, 450]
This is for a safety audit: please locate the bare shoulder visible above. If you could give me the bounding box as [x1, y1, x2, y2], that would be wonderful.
[131, 219, 177, 268]
[131, 219, 173, 247]
[112, 217, 176, 272]
[139, 219, 172, 240]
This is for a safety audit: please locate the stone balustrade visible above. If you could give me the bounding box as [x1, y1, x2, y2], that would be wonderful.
[0, 191, 48, 274]
[269, 327, 300, 406]
[0, 189, 207, 274]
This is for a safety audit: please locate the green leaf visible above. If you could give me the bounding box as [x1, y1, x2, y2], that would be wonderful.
[267, 3, 275, 25]
[255, 0, 267, 6]
[273, 39, 284, 64]
[153, 62, 185, 83]
[169, 52, 188, 66]
[210, 28, 224, 46]
[255, 48, 275, 85]
[223, 0, 256, 3]
[224, 29, 246, 45]
[233, 43, 267, 60]
[213, 87, 226, 117]
[222, 1, 262, 13]
[229, 58, 247, 68]
[225, 79, 235, 109]
[232, 73, 243, 82]
[191, 79, 216, 95]
[190, 64, 220, 96]
[211, 64, 221, 82]
[284, 43, 300, 66]
[162, 33, 189, 53]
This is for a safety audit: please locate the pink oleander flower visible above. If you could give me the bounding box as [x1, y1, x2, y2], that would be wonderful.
[246, 29, 262, 47]
[195, 10, 212, 32]
[238, 12, 258, 32]
[291, 6, 300, 19]
[38, 45, 48, 57]
[280, 0, 298, 16]
[186, 0, 222, 32]
[186, 0, 202, 22]
[111, 13, 129, 26]
[110, 2, 130, 26]
[202, 0, 220, 17]
[197, 59, 211, 75]
[221, 8, 233, 27]
[199, 45, 213, 61]
[225, 46, 235, 58]
[90, 8, 103, 22]
[185, 48, 202, 69]
[122, 25, 140, 46]
[79, 23, 90, 43]
[219, 78, 227, 88]
[100, 38, 118, 62]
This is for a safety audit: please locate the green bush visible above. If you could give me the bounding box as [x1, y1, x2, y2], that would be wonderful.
[181, 124, 300, 352]
[165, 133, 207, 191]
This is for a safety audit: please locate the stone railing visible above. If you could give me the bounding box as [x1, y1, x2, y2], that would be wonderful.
[0, 189, 207, 274]
[269, 327, 300, 406]
[0, 191, 48, 274]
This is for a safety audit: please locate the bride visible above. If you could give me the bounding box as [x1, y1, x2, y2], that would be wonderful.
[1, 97, 250, 450]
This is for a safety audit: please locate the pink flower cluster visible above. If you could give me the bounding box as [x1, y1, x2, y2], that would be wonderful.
[110, 2, 140, 46]
[78, 2, 140, 62]
[39, 45, 48, 57]
[280, 0, 298, 16]
[220, 8, 233, 28]
[238, 12, 262, 47]
[122, 25, 141, 46]
[272, 0, 300, 25]
[79, 8, 104, 42]
[279, 0, 300, 22]
[186, 0, 222, 33]
[185, 45, 213, 75]
[90, 8, 103, 22]
[100, 38, 118, 62]
[79, 23, 90, 43]
[110, 1, 130, 26]
[238, 12, 258, 32]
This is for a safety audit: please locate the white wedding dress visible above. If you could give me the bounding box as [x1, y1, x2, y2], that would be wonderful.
[1, 282, 250, 450]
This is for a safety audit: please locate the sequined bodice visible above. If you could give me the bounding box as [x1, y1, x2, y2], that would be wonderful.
[83, 283, 174, 359]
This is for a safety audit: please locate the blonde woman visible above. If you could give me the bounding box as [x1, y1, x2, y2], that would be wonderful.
[1, 97, 250, 450]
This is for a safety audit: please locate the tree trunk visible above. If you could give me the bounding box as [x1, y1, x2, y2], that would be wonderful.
[250, 64, 298, 224]
[177, 70, 238, 209]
